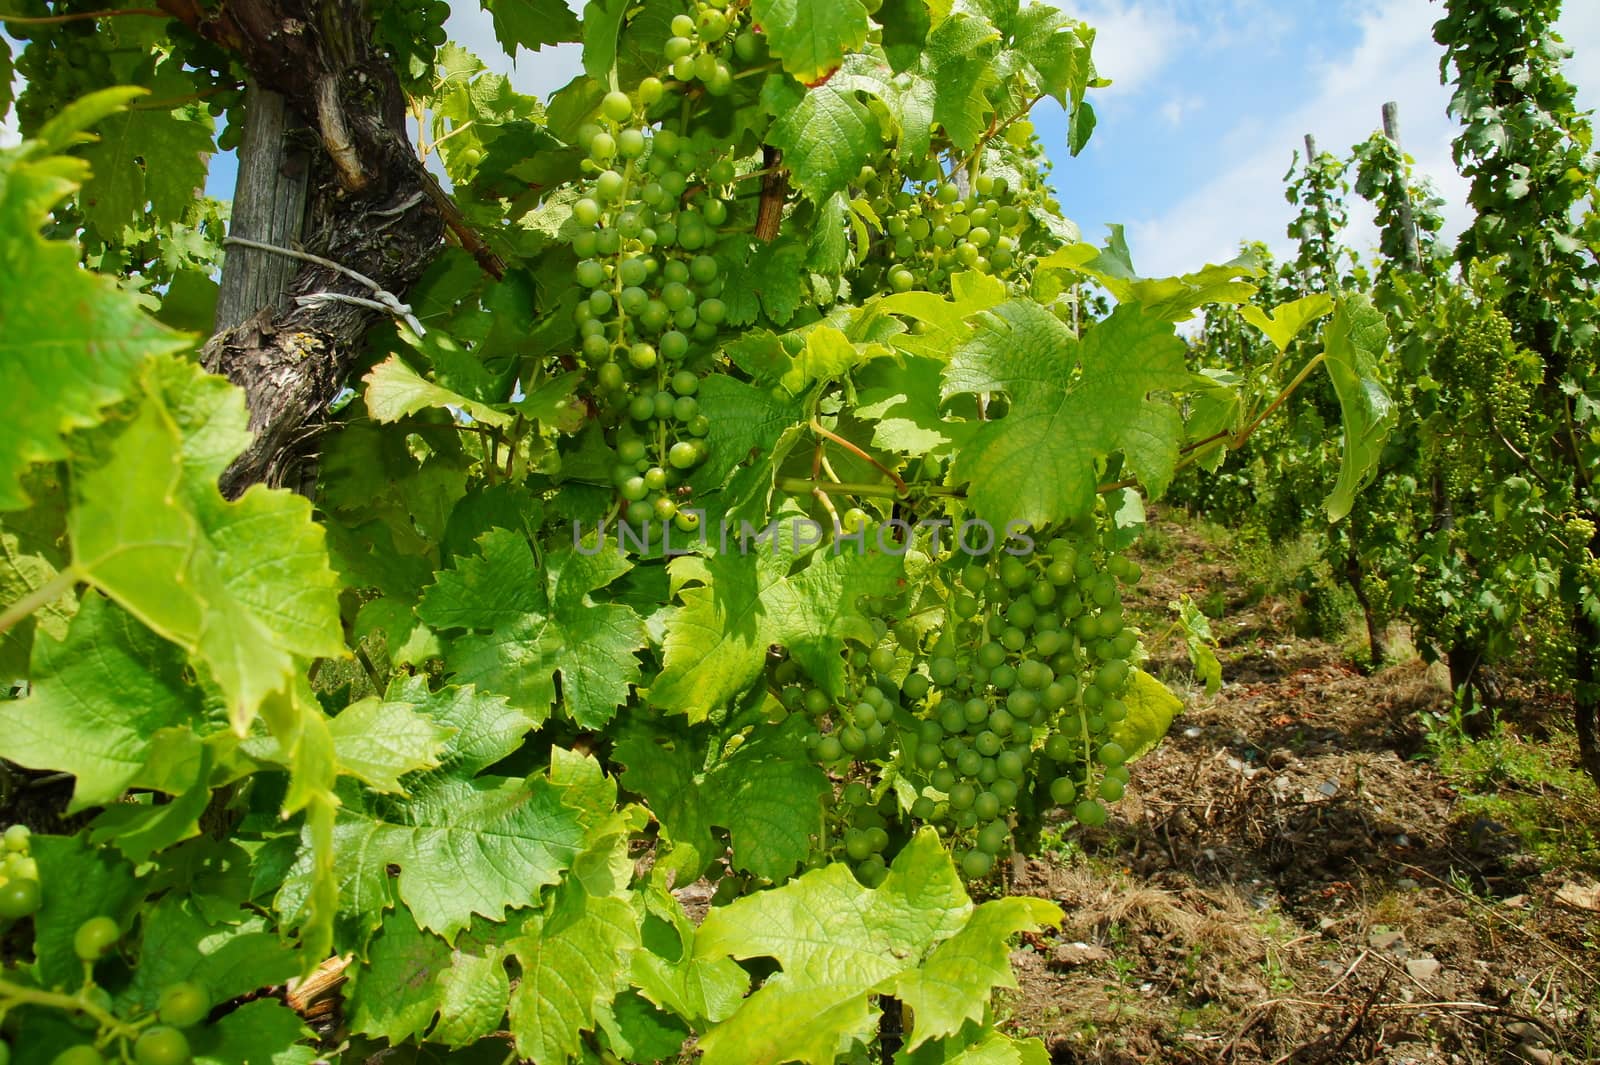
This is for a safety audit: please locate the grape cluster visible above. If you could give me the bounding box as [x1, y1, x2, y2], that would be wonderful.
[8, 10, 116, 136]
[0, 824, 214, 1064]
[877, 174, 1037, 293]
[662, 4, 767, 97]
[369, 0, 451, 92]
[775, 522, 1146, 883]
[568, 57, 768, 522]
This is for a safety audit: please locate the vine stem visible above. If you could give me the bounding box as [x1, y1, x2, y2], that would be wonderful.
[1237, 353, 1326, 445]
[0, 7, 163, 24]
[0, 566, 81, 638]
[0, 975, 141, 1041]
[810, 419, 908, 494]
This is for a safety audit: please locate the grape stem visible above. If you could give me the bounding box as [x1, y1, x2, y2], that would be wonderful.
[810, 419, 908, 494]
[0, 7, 163, 24]
[0, 566, 81, 638]
[0, 976, 144, 1041]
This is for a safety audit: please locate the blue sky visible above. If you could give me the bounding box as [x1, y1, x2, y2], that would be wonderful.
[14, 1, 1596, 280]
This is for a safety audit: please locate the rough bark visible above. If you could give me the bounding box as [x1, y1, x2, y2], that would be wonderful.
[158, 0, 499, 497]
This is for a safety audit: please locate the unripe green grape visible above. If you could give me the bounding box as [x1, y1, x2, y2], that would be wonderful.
[929, 657, 958, 686]
[639, 76, 664, 104]
[673, 305, 698, 329]
[670, 13, 695, 37]
[0, 878, 40, 919]
[688, 414, 711, 436]
[948, 782, 976, 810]
[670, 369, 699, 395]
[701, 197, 729, 225]
[619, 286, 648, 315]
[973, 790, 1000, 821]
[690, 254, 719, 283]
[673, 396, 698, 421]
[598, 363, 625, 390]
[641, 300, 671, 332]
[697, 8, 729, 38]
[620, 476, 648, 502]
[51, 1048, 104, 1065]
[601, 89, 633, 122]
[618, 439, 648, 464]
[4, 825, 29, 852]
[961, 848, 994, 878]
[581, 334, 610, 362]
[575, 259, 606, 288]
[589, 131, 617, 160]
[1097, 741, 1127, 767]
[652, 391, 676, 419]
[704, 63, 733, 95]
[815, 735, 843, 761]
[596, 169, 625, 201]
[1074, 798, 1107, 827]
[889, 267, 915, 292]
[573, 197, 602, 225]
[627, 394, 654, 421]
[653, 495, 678, 521]
[668, 441, 701, 469]
[1049, 776, 1077, 805]
[628, 342, 656, 369]
[692, 52, 718, 82]
[699, 297, 727, 325]
[74, 916, 120, 961]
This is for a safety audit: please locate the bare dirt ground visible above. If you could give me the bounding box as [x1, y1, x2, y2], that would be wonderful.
[998, 514, 1600, 1065]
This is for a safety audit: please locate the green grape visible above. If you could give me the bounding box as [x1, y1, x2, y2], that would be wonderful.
[668, 441, 701, 469]
[868, 646, 897, 675]
[0, 878, 41, 919]
[1049, 776, 1076, 805]
[601, 90, 633, 122]
[1097, 742, 1127, 767]
[1073, 798, 1107, 827]
[639, 76, 664, 104]
[74, 915, 120, 961]
[3, 825, 29, 852]
[815, 735, 843, 761]
[51, 1048, 104, 1065]
[573, 198, 602, 225]
[949, 782, 976, 810]
[670, 14, 695, 37]
[589, 131, 617, 161]
[1098, 776, 1125, 802]
[134, 1026, 191, 1065]
[961, 848, 995, 878]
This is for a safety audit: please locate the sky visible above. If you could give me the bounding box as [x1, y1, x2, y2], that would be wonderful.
[6, 0, 1600, 280]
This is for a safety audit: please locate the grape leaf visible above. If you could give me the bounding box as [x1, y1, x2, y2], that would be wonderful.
[0, 593, 206, 810]
[76, 64, 213, 235]
[896, 1026, 1051, 1065]
[0, 93, 191, 510]
[347, 909, 456, 1043]
[191, 1000, 318, 1065]
[1321, 296, 1396, 522]
[1107, 670, 1182, 764]
[67, 357, 346, 730]
[650, 514, 905, 718]
[924, 12, 1000, 150]
[751, 0, 870, 85]
[688, 374, 808, 496]
[327, 694, 452, 794]
[581, 0, 629, 80]
[506, 874, 641, 1063]
[694, 829, 1059, 1065]
[614, 716, 828, 881]
[630, 872, 749, 1026]
[29, 834, 142, 990]
[892, 897, 1060, 1048]
[122, 895, 300, 1015]
[364, 352, 514, 428]
[762, 75, 878, 205]
[418, 530, 647, 728]
[0, 528, 75, 684]
[1037, 228, 1261, 321]
[944, 301, 1193, 527]
[1240, 293, 1335, 353]
[480, 0, 582, 55]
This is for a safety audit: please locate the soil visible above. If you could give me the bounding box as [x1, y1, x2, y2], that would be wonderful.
[997, 514, 1600, 1065]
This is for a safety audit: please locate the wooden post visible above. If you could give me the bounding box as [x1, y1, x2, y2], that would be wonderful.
[1381, 102, 1423, 272]
[214, 84, 310, 332]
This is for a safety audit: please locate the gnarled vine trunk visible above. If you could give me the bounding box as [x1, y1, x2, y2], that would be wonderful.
[158, 0, 499, 497]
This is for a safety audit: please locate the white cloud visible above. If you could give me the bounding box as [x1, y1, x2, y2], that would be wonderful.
[1070, 1, 1190, 96]
[1123, 0, 1600, 278]
[444, 2, 585, 102]
[1160, 94, 1203, 127]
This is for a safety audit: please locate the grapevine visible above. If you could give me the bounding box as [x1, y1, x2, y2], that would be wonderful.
[0, 0, 1399, 1062]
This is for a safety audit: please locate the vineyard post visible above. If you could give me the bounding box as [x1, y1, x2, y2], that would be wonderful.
[1380, 102, 1423, 273]
[213, 84, 310, 334]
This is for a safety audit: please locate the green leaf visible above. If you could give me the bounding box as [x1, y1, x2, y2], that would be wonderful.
[507, 875, 641, 1063]
[762, 75, 878, 204]
[1240, 293, 1335, 353]
[1107, 670, 1181, 764]
[631, 872, 749, 1026]
[0, 594, 205, 810]
[77, 65, 213, 234]
[0, 527, 75, 684]
[751, 0, 870, 85]
[380, 775, 590, 938]
[0, 105, 192, 510]
[1037, 229, 1261, 321]
[1320, 296, 1396, 522]
[924, 13, 1000, 151]
[328, 694, 452, 794]
[87, 735, 213, 861]
[896, 1026, 1051, 1065]
[480, 0, 582, 55]
[418, 530, 647, 728]
[29, 834, 141, 990]
[581, 0, 629, 81]
[694, 829, 1059, 1065]
[893, 896, 1060, 1048]
[364, 352, 514, 428]
[65, 359, 346, 730]
[122, 895, 300, 1015]
[650, 514, 905, 718]
[944, 302, 1192, 527]
[614, 716, 829, 881]
[347, 909, 455, 1043]
[688, 374, 807, 496]
[190, 1000, 317, 1065]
